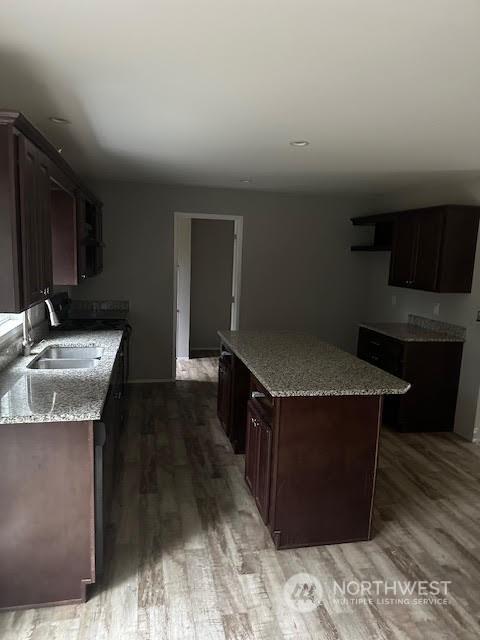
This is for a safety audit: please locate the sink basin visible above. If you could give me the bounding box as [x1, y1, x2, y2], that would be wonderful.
[28, 359, 100, 370]
[39, 346, 103, 360]
[27, 345, 103, 370]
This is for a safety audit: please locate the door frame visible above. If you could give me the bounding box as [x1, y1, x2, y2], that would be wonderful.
[172, 212, 243, 377]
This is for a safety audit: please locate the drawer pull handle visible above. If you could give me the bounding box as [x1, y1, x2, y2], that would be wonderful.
[221, 351, 231, 357]
[370, 341, 381, 347]
[251, 391, 266, 399]
[370, 355, 380, 362]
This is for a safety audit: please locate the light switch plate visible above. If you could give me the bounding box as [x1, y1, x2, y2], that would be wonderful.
[391, 295, 397, 306]
[433, 303, 440, 316]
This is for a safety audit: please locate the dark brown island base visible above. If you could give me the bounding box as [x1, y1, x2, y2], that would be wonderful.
[217, 330, 410, 550]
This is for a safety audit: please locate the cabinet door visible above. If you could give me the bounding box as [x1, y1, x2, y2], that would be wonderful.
[77, 197, 104, 279]
[389, 214, 417, 288]
[18, 137, 45, 307]
[76, 193, 88, 281]
[93, 206, 104, 275]
[255, 416, 272, 524]
[37, 152, 53, 295]
[411, 210, 443, 291]
[245, 408, 259, 493]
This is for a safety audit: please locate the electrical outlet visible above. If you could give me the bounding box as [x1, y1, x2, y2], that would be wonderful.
[391, 295, 397, 306]
[433, 303, 440, 316]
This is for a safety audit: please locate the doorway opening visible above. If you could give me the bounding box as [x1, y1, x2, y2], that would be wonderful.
[173, 212, 243, 379]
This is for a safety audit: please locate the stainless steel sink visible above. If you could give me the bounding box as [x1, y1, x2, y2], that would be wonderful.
[39, 346, 104, 360]
[27, 345, 103, 370]
[28, 359, 100, 370]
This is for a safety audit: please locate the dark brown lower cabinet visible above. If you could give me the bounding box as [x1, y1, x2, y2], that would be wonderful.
[0, 420, 95, 610]
[0, 331, 129, 610]
[357, 327, 463, 432]
[217, 345, 250, 453]
[94, 331, 129, 577]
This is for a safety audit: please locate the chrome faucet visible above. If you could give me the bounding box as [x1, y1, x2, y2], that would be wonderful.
[22, 299, 61, 357]
[45, 298, 61, 328]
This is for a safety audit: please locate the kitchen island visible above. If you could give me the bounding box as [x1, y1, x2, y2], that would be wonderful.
[217, 330, 410, 549]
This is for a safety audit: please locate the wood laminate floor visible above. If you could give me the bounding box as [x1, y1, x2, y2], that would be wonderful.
[1, 357, 480, 639]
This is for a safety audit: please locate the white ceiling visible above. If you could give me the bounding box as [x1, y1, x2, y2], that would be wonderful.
[1, 0, 480, 193]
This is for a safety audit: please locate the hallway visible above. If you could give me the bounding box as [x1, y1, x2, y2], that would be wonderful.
[1, 357, 480, 639]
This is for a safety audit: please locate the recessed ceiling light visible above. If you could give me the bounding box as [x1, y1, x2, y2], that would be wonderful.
[240, 178, 252, 184]
[289, 140, 310, 147]
[49, 116, 71, 125]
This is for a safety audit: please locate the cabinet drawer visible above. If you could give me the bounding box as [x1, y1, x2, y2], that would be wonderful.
[358, 328, 404, 375]
[249, 375, 273, 424]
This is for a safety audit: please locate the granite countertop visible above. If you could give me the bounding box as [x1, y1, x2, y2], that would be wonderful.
[0, 330, 123, 424]
[218, 330, 410, 398]
[359, 322, 465, 343]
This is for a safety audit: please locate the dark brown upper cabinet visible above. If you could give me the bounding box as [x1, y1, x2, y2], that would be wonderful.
[0, 112, 102, 311]
[77, 195, 104, 280]
[50, 168, 78, 286]
[0, 126, 53, 312]
[389, 206, 480, 293]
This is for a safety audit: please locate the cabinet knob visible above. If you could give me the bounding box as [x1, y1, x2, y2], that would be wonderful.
[81, 274, 87, 279]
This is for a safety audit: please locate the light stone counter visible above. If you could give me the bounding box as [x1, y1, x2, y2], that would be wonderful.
[218, 330, 410, 398]
[0, 330, 123, 424]
[359, 315, 466, 343]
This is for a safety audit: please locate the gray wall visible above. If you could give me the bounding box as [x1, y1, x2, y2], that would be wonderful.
[190, 219, 234, 351]
[362, 181, 480, 441]
[75, 182, 369, 381]
[70, 178, 480, 440]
